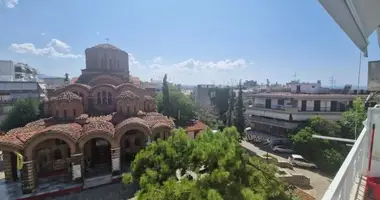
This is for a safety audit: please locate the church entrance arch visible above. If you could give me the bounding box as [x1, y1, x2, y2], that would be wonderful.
[83, 138, 112, 178]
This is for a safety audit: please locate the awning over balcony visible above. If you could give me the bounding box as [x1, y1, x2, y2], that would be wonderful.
[318, 0, 380, 56]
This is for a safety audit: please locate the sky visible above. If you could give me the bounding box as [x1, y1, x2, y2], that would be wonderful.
[0, 0, 379, 86]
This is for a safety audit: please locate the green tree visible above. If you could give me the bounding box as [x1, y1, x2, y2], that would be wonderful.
[226, 90, 234, 127]
[339, 97, 366, 139]
[233, 80, 246, 138]
[162, 74, 171, 117]
[291, 116, 347, 174]
[1, 98, 40, 132]
[156, 85, 196, 126]
[124, 127, 296, 200]
[195, 105, 222, 129]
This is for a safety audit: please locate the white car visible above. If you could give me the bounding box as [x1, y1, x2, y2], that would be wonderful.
[288, 154, 317, 169]
[272, 145, 293, 153]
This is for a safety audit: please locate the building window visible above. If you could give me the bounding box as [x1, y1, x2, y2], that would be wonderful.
[117, 60, 120, 68]
[109, 59, 112, 69]
[147, 104, 150, 111]
[54, 149, 62, 160]
[127, 106, 130, 115]
[134, 106, 136, 113]
[79, 93, 84, 106]
[102, 91, 107, 104]
[55, 110, 59, 117]
[108, 92, 112, 105]
[63, 109, 67, 118]
[73, 109, 76, 117]
[97, 92, 101, 104]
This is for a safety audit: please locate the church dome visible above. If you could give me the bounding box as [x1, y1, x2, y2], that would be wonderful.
[92, 43, 120, 51]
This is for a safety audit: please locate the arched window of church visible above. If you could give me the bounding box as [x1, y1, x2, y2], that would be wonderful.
[147, 104, 150, 111]
[54, 149, 62, 160]
[127, 106, 130, 115]
[134, 106, 136, 113]
[102, 91, 107, 104]
[79, 93, 84, 106]
[97, 92, 101, 104]
[55, 109, 59, 117]
[108, 92, 112, 105]
[117, 60, 120, 68]
[63, 110, 67, 118]
[109, 59, 112, 69]
[73, 109, 76, 117]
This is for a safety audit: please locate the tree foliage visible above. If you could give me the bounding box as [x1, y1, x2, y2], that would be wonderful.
[195, 105, 222, 129]
[234, 80, 246, 138]
[339, 97, 367, 139]
[0, 98, 40, 132]
[162, 74, 171, 117]
[125, 127, 296, 200]
[226, 90, 235, 127]
[291, 98, 367, 175]
[156, 84, 196, 126]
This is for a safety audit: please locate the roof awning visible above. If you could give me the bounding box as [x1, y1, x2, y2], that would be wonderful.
[318, 0, 380, 57]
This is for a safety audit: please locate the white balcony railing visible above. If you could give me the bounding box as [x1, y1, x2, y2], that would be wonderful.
[322, 120, 369, 200]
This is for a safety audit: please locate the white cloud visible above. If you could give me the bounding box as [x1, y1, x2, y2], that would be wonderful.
[1, 0, 18, 8]
[153, 56, 163, 63]
[174, 58, 248, 70]
[41, 33, 45, 36]
[129, 55, 250, 72]
[9, 39, 82, 59]
[96, 32, 100, 36]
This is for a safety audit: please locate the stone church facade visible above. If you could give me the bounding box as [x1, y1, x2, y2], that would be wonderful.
[0, 44, 174, 194]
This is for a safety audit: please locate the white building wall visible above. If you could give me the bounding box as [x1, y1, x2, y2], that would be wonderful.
[0, 60, 15, 81]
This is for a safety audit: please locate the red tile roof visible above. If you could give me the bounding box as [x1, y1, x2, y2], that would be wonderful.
[184, 120, 208, 132]
[71, 77, 78, 84]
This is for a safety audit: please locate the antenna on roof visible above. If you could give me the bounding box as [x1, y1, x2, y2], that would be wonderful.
[329, 76, 336, 88]
[105, 37, 110, 44]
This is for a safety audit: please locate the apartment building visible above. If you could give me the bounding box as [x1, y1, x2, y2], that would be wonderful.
[245, 82, 368, 136]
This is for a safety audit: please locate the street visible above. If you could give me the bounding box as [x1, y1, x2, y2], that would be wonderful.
[241, 141, 332, 200]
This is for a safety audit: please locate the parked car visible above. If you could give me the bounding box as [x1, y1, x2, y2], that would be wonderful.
[272, 145, 293, 153]
[288, 154, 317, 169]
[262, 138, 271, 145]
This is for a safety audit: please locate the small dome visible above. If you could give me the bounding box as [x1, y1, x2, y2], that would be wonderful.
[116, 91, 139, 100]
[92, 43, 120, 50]
[51, 91, 81, 102]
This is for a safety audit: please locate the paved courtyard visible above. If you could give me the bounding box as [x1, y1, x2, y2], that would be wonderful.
[47, 183, 136, 200]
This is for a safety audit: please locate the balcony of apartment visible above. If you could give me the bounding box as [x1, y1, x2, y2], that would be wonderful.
[248, 115, 298, 129]
[322, 121, 369, 200]
[246, 103, 344, 121]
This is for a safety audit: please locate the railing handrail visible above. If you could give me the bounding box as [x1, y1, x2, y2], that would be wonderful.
[321, 122, 368, 200]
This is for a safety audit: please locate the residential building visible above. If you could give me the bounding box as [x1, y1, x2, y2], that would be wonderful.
[0, 43, 174, 195]
[193, 84, 217, 107]
[0, 60, 15, 81]
[245, 82, 368, 136]
[185, 120, 208, 139]
[0, 81, 46, 123]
